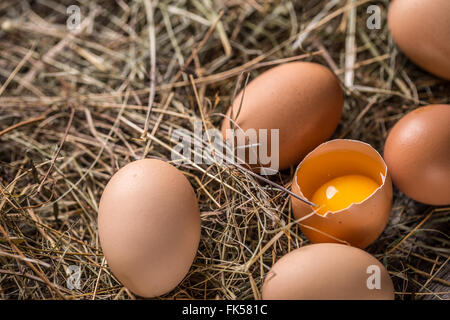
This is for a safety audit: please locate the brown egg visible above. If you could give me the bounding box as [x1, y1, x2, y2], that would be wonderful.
[98, 159, 201, 298]
[262, 243, 395, 300]
[388, 0, 450, 79]
[221, 62, 343, 172]
[291, 139, 393, 249]
[384, 105, 450, 205]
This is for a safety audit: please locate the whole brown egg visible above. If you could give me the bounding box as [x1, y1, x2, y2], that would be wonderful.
[221, 62, 343, 172]
[384, 105, 450, 205]
[98, 159, 201, 297]
[262, 243, 395, 300]
[388, 0, 450, 79]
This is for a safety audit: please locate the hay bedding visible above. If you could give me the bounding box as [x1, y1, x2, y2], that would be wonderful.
[0, 0, 448, 300]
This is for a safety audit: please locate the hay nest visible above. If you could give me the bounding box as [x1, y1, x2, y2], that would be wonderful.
[0, 0, 448, 299]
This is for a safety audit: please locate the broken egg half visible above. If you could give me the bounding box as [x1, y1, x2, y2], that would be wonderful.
[291, 139, 393, 249]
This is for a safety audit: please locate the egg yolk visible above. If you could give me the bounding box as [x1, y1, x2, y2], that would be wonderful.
[311, 174, 379, 215]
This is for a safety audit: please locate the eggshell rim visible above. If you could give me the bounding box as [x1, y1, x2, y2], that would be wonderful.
[292, 139, 388, 218]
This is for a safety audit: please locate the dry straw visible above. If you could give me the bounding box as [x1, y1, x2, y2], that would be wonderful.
[0, 0, 448, 300]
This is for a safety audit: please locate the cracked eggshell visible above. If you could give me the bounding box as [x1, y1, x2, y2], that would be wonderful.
[262, 243, 395, 300]
[384, 104, 450, 205]
[388, 0, 450, 79]
[291, 140, 393, 249]
[98, 159, 201, 298]
[221, 62, 343, 170]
